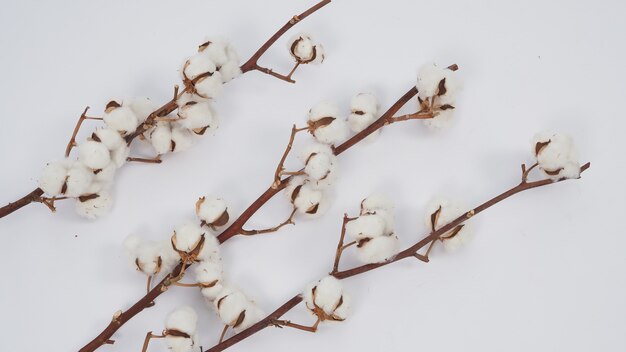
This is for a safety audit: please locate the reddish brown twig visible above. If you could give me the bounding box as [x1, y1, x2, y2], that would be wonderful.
[202, 162, 590, 352]
[331, 214, 356, 273]
[65, 106, 101, 157]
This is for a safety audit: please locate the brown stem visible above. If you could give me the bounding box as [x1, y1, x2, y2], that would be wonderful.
[127, 156, 162, 164]
[65, 106, 96, 157]
[0, 188, 45, 219]
[203, 162, 590, 352]
[240, 0, 332, 75]
[219, 325, 230, 344]
[271, 317, 320, 333]
[388, 111, 434, 123]
[273, 125, 304, 189]
[331, 214, 355, 273]
[239, 208, 297, 236]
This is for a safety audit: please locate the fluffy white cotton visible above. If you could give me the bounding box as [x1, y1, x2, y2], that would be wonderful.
[103, 104, 139, 135]
[39, 159, 72, 195]
[195, 261, 224, 300]
[214, 287, 249, 326]
[348, 111, 377, 134]
[307, 102, 349, 145]
[532, 131, 580, 180]
[111, 144, 129, 168]
[195, 196, 228, 225]
[148, 122, 173, 154]
[424, 197, 474, 251]
[234, 303, 264, 332]
[422, 107, 455, 131]
[303, 276, 348, 319]
[351, 93, 378, 115]
[309, 101, 340, 122]
[64, 162, 94, 197]
[219, 60, 242, 82]
[356, 235, 399, 263]
[84, 180, 109, 195]
[416, 62, 459, 100]
[166, 305, 198, 335]
[172, 222, 204, 253]
[300, 143, 338, 187]
[284, 176, 306, 200]
[288, 32, 315, 62]
[196, 232, 221, 263]
[361, 194, 394, 213]
[195, 72, 224, 99]
[182, 52, 216, 81]
[346, 214, 386, 240]
[199, 40, 231, 67]
[171, 124, 194, 152]
[292, 183, 323, 215]
[128, 97, 157, 124]
[75, 191, 113, 219]
[165, 335, 196, 352]
[177, 101, 216, 132]
[123, 235, 179, 275]
[92, 128, 124, 151]
[78, 141, 111, 170]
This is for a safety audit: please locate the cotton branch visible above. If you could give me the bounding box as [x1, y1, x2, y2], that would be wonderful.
[202, 162, 590, 352]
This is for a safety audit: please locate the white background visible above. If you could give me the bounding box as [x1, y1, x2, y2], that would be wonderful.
[0, 0, 624, 351]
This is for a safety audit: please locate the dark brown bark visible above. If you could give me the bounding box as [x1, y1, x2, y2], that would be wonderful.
[0, 188, 44, 219]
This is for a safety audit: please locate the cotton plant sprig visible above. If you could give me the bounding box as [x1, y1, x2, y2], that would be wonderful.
[0, 0, 332, 221]
[79, 63, 462, 351]
[199, 137, 589, 352]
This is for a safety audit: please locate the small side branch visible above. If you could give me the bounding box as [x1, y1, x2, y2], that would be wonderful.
[521, 162, 539, 183]
[331, 214, 356, 274]
[273, 125, 306, 189]
[239, 208, 297, 236]
[141, 332, 164, 352]
[65, 107, 102, 157]
[127, 155, 162, 164]
[387, 111, 434, 124]
[270, 317, 320, 333]
[249, 63, 299, 83]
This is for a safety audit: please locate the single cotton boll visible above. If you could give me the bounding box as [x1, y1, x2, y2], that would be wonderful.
[39, 159, 71, 195]
[422, 108, 454, 131]
[172, 222, 204, 253]
[178, 101, 215, 131]
[332, 292, 351, 320]
[194, 72, 224, 99]
[356, 235, 399, 264]
[103, 104, 139, 135]
[304, 276, 344, 316]
[158, 239, 182, 272]
[309, 101, 340, 121]
[111, 144, 129, 168]
[416, 62, 457, 100]
[165, 336, 195, 352]
[128, 97, 157, 124]
[195, 196, 228, 226]
[194, 261, 223, 292]
[293, 183, 323, 215]
[307, 101, 349, 144]
[199, 40, 230, 67]
[214, 289, 249, 326]
[92, 127, 124, 151]
[166, 305, 198, 335]
[300, 143, 337, 185]
[78, 141, 111, 170]
[361, 194, 394, 213]
[424, 197, 473, 251]
[84, 180, 109, 195]
[196, 232, 221, 263]
[284, 175, 307, 201]
[219, 61, 242, 82]
[234, 303, 264, 332]
[351, 93, 378, 115]
[440, 227, 474, 252]
[288, 33, 315, 62]
[346, 214, 386, 240]
[64, 162, 94, 197]
[532, 131, 580, 180]
[171, 124, 194, 153]
[348, 112, 377, 133]
[75, 191, 113, 220]
[370, 208, 395, 236]
[129, 239, 166, 275]
[148, 122, 173, 154]
[181, 52, 216, 81]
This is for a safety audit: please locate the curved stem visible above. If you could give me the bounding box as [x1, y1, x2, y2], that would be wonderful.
[0, 188, 45, 219]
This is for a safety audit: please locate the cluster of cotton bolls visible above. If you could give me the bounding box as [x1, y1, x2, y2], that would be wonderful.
[532, 131, 581, 181]
[345, 194, 399, 264]
[287, 32, 325, 65]
[303, 275, 351, 323]
[424, 197, 474, 252]
[162, 306, 200, 352]
[415, 62, 460, 130]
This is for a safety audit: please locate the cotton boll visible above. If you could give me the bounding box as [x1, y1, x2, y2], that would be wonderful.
[356, 235, 399, 263]
[171, 124, 194, 153]
[126, 238, 165, 275]
[92, 127, 124, 151]
[532, 131, 580, 180]
[196, 232, 221, 263]
[304, 276, 344, 316]
[75, 191, 113, 219]
[440, 226, 474, 252]
[422, 108, 454, 131]
[128, 97, 156, 123]
[234, 303, 264, 332]
[346, 214, 386, 240]
[424, 197, 473, 251]
[214, 289, 249, 327]
[300, 143, 338, 185]
[178, 101, 215, 131]
[351, 93, 378, 115]
[288, 33, 315, 62]
[195, 196, 229, 228]
[172, 222, 204, 253]
[416, 62, 457, 100]
[332, 292, 351, 321]
[111, 144, 129, 168]
[194, 261, 224, 299]
[64, 162, 94, 197]
[103, 103, 139, 135]
[194, 72, 224, 99]
[84, 180, 110, 195]
[39, 159, 71, 195]
[164, 336, 195, 352]
[292, 183, 323, 215]
[311, 118, 349, 145]
[166, 305, 198, 335]
[199, 40, 230, 67]
[219, 60, 242, 82]
[309, 101, 340, 121]
[181, 52, 216, 81]
[348, 111, 377, 134]
[310, 44, 325, 64]
[361, 194, 394, 213]
[148, 122, 173, 154]
[78, 141, 111, 170]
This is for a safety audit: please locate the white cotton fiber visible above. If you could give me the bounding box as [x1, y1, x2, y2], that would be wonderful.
[148, 122, 173, 154]
[288, 32, 315, 62]
[234, 303, 264, 332]
[103, 105, 139, 135]
[219, 60, 242, 82]
[93, 127, 124, 151]
[356, 235, 399, 264]
[111, 144, 129, 168]
[64, 162, 94, 197]
[172, 222, 204, 253]
[214, 288, 249, 326]
[178, 101, 215, 131]
[346, 214, 386, 240]
[75, 191, 113, 219]
[422, 108, 455, 131]
[166, 305, 198, 334]
[195, 72, 224, 99]
[128, 97, 157, 124]
[293, 183, 323, 215]
[312, 118, 349, 145]
[532, 131, 580, 180]
[351, 93, 378, 115]
[303, 276, 344, 315]
[424, 197, 474, 251]
[196, 232, 221, 263]
[182, 52, 216, 81]
[199, 40, 230, 67]
[348, 112, 377, 134]
[171, 124, 194, 153]
[300, 143, 337, 185]
[416, 62, 458, 100]
[78, 141, 111, 170]
[165, 336, 195, 352]
[195, 196, 227, 224]
[39, 159, 72, 196]
[361, 194, 394, 213]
